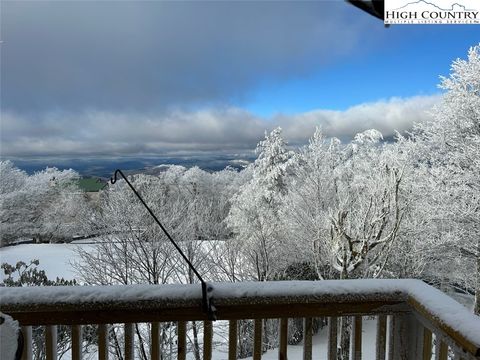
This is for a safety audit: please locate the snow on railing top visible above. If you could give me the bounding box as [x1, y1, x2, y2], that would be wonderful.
[2, 279, 409, 308]
[404, 280, 480, 355]
[1, 279, 479, 354]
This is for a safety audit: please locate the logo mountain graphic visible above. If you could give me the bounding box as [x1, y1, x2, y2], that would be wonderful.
[393, 0, 473, 11]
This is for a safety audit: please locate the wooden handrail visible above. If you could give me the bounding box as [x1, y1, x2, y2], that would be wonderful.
[408, 296, 480, 357]
[1, 279, 479, 358]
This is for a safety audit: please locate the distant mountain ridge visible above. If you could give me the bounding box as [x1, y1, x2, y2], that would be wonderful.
[6, 154, 255, 178]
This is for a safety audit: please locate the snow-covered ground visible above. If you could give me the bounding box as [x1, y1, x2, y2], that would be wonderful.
[0, 242, 94, 282]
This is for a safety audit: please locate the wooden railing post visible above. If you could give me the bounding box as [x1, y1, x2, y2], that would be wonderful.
[414, 324, 431, 360]
[97, 324, 108, 360]
[408, 316, 421, 360]
[351, 316, 362, 360]
[435, 336, 448, 360]
[422, 328, 432, 360]
[21, 326, 32, 360]
[151, 322, 160, 360]
[279, 318, 288, 360]
[71, 325, 82, 360]
[177, 321, 186, 360]
[229, 320, 238, 360]
[124, 323, 134, 360]
[203, 321, 213, 360]
[253, 319, 263, 360]
[376, 315, 387, 360]
[327, 317, 338, 360]
[387, 316, 395, 360]
[45, 325, 57, 360]
[303, 318, 313, 360]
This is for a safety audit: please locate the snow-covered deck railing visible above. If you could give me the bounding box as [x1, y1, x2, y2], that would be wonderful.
[1, 279, 479, 360]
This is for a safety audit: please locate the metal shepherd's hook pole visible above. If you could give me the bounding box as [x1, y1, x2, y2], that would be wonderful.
[110, 169, 216, 320]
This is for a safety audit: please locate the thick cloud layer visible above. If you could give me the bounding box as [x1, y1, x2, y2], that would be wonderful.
[1, 2, 437, 158]
[1, 96, 439, 157]
[276, 95, 440, 144]
[2, 1, 374, 113]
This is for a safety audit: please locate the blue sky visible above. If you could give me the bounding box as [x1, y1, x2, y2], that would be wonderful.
[245, 25, 479, 116]
[1, 1, 479, 159]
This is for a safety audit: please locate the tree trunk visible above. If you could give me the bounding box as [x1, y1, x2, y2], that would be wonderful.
[237, 320, 254, 358]
[110, 327, 124, 360]
[191, 321, 201, 360]
[135, 323, 148, 360]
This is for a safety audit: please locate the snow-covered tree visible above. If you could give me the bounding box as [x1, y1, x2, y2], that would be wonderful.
[282, 128, 409, 360]
[0, 161, 27, 194]
[328, 130, 406, 280]
[208, 167, 251, 282]
[227, 128, 293, 281]
[284, 129, 407, 282]
[411, 44, 480, 313]
[0, 162, 85, 245]
[226, 128, 294, 357]
[281, 128, 343, 280]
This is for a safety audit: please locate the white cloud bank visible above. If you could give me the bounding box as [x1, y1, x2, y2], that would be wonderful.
[1, 95, 440, 157]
